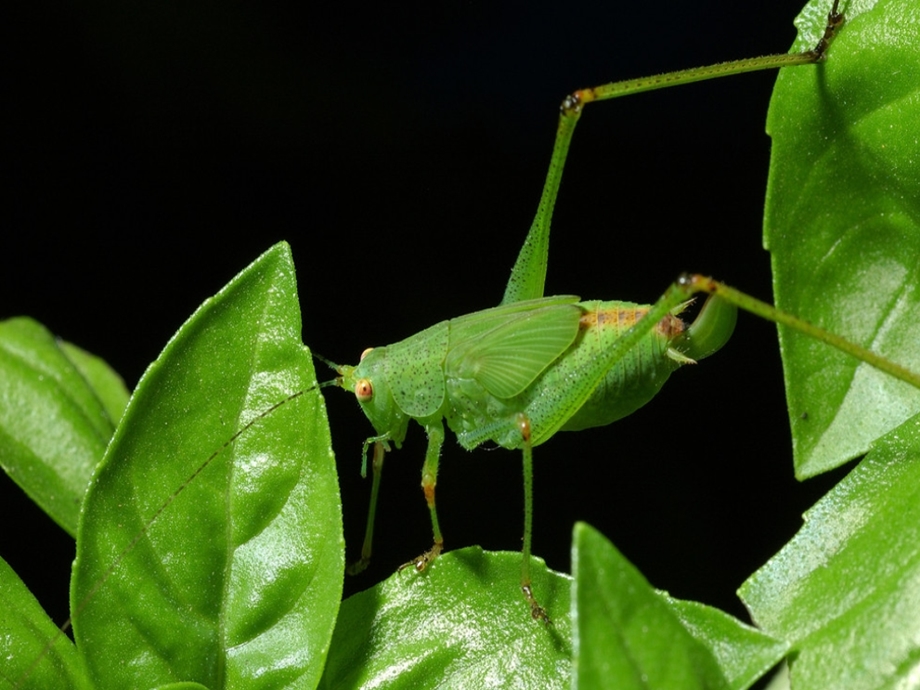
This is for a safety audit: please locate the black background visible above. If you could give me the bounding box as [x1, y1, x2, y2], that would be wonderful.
[3, 0, 849, 635]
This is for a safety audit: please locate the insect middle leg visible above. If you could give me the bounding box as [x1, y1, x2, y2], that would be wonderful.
[518, 413, 550, 623]
[400, 421, 446, 572]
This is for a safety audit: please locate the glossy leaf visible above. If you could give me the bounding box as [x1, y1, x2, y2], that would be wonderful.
[70, 242, 343, 689]
[0, 555, 91, 690]
[572, 523, 786, 690]
[666, 598, 788, 690]
[57, 340, 129, 431]
[765, 0, 920, 477]
[740, 413, 920, 689]
[320, 548, 572, 689]
[0, 317, 127, 536]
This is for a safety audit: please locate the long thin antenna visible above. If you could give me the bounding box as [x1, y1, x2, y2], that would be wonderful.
[312, 351, 341, 373]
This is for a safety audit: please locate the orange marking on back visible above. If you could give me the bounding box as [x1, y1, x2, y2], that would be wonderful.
[579, 306, 686, 339]
[655, 313, 686, 339]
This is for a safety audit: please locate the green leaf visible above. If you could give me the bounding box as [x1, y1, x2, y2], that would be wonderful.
[765, 0, 920, 477]
[70, 242, 343, 689]
[58, 340, 130, 431]
[665, 598, 788, 690]
[572, 523, 785, 690]
[0, 317, 126, 536]
[320, 548, 572, 689]
[0, 555, 92, 690]
[739, 414, 920, 689]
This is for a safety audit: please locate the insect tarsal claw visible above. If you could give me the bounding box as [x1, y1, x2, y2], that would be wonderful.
[522, 584, 552, 625]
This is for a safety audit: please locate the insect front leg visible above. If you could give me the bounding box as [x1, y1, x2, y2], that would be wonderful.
[347, 439, 389, 576]
[400, 421, 446, 572]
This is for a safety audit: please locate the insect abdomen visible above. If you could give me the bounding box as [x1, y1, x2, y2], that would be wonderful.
[557, 300, 685, 432]
[443, 300, 686, 449]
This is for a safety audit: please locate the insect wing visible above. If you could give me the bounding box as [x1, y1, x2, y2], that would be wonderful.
[446, 303, 582, 399]
[449, 294, 581, 342]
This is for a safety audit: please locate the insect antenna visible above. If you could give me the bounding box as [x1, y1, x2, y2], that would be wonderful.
[312, 351, 340, 372]
[312, 352, 346, 389]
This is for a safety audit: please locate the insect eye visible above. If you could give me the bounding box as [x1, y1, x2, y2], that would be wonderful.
[355, 378, 373, 402]
[360, 347, 374, 361]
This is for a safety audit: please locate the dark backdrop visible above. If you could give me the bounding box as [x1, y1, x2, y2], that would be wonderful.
[3, 0, 848, 632]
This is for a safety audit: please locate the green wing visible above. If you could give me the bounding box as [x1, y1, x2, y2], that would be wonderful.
[448, 295, 580, 340]
[379, 297, 580, 419]
[446, 300, 582, 399]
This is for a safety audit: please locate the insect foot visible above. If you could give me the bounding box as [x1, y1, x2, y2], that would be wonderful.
[522, 584, 552, 626]
[398, 542, 444, 573]
[346, 557, 371, 576]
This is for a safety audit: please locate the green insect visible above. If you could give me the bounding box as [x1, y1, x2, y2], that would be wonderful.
[319, 0, 920, 620]
[331, 286, 738, 620]
[10, 1, 920, 687]
[9, 5, 920, 690]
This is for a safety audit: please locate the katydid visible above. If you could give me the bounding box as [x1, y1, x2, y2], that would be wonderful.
[11, 0, 920, 684]
[319, 0, 907, 621]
